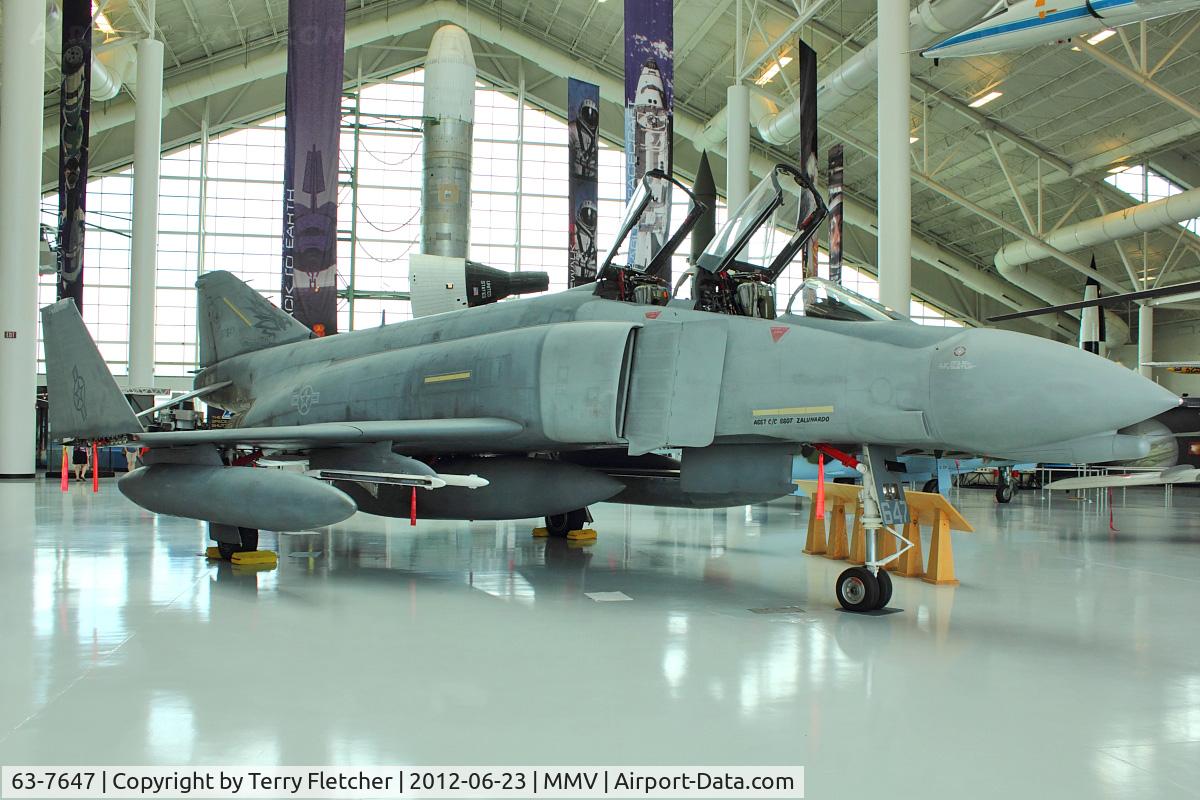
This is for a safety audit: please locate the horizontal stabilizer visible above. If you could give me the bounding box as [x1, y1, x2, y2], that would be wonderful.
[131, 417, 524, 449]
[41, 300, 142, 441]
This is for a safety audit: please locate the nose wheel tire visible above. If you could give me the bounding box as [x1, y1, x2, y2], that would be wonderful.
[217, 527, 260, 561]
[545, 508, 589, 538]
[996, 482, 1015, 503]
[874, 568, 893, 609]
[836, 567, 880, 612]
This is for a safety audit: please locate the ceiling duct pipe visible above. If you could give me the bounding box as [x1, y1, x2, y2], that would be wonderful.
[995, 186, 1200, 270]
[994, 187, 1200, 348]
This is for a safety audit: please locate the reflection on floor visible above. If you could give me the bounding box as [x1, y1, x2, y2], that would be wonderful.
[2, 479, 1200, 798]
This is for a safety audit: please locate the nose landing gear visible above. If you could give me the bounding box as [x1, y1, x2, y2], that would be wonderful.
[833, 446, 909, 612]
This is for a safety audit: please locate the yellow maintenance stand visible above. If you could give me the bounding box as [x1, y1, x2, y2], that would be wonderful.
[794, 482, 973, 585]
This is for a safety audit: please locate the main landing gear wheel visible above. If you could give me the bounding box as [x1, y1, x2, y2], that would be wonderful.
[922, 478, 939, 493]
[996, 481, 1015, 503]
[874, 568, 893, 610]
[836, 567, 880, 612]
[545, 508, 589, 538]
[217, 527, 260, 561]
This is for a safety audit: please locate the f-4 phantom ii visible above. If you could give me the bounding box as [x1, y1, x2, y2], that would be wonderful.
[43, 164, 1179, 612]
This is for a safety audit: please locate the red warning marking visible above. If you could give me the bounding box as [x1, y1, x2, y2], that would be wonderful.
[645, 311, 661, 319]
[770, 326, 789, 342]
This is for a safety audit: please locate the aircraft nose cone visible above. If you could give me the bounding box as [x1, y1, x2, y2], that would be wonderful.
[929, 329, 1179, 453]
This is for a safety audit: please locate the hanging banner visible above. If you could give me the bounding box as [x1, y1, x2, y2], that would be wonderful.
[624, 0, 673, 282]
[567, 78, 600, 287]
[797, 40, 819, 280]
[827, 144, 845, 285]
[57, 0, 92, 310]
[281, 0, 346, 336]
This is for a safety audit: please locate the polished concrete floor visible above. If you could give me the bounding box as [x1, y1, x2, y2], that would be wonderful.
[2, 478, 1200, 798]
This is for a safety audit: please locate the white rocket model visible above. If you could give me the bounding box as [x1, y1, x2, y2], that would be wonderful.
[921, 0, 1200, 59]
[632, 59, 670, 270]
[421, 25, 476, 259]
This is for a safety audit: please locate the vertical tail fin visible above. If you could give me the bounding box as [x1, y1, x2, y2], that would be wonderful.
[41, 300, 142, 441]
[197, 270, 312, 367]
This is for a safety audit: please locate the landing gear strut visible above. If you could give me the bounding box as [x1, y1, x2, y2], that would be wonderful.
[995, 467, 1015, 503]
[545, 508, 590, 538]
[213, 525, 259, 561]
[834, 446, 909, 612]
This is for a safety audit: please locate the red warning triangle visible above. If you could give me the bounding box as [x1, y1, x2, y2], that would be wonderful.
[770, 326, 789, 342]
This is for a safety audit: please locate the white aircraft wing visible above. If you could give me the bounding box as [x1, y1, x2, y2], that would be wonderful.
[1048, 466, 1200, 491]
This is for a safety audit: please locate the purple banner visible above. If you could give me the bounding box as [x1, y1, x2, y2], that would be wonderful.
[796, 40, 819, 280]
[57, 0, 92, 310]
[568, 78, 600, 287]
[624, 0, 673, 281]
[828, 144, 844, 285]
[281, 0, 346, 336]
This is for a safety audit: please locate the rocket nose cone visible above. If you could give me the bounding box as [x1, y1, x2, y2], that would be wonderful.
[428, 24, 476, 69]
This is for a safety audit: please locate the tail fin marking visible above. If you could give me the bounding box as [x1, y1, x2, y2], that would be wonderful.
[41, 300, 142, 441]
[197, 271, 312, 367]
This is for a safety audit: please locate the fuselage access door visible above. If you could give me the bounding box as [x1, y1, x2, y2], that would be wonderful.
[623, 319, 728, 456]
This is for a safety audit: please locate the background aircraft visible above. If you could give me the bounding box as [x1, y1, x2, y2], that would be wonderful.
[921, 0, 1200, 60]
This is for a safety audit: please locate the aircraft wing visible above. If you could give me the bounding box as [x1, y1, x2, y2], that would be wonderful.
[1047, 466, 1200, 491]
[131, 418, 524, 449]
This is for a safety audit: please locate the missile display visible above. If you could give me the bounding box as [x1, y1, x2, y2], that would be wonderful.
[409, 256, 550, 317]
[421, 25, 476, 258]
[335, 457, 624, 521]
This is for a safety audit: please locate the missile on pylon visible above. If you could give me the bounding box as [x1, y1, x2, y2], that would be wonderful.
[422, 25, 476, 259]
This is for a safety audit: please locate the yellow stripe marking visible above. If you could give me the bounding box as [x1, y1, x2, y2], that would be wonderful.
[222, 297, 253, 327]
[424, 371, 472, 384]
[752, 405, 834, 417]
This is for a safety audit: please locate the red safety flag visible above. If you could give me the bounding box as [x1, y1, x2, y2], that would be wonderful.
[91, 441, 99, 493]
[60, 446, 69, 493]
[410, 486, 417, 526]
[816, 453, 826, 520]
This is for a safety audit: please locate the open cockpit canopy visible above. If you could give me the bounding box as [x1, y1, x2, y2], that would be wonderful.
[695, 164, 827, 283]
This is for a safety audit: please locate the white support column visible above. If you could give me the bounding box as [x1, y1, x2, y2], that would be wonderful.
[875, 0, 911, 314]
[1138, 304, 1154, 379]
[129, 36, 165, 389]
[725, 83, 750, 210]
[0, 0, 46, 478]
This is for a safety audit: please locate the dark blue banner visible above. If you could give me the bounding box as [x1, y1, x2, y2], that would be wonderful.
[281, 0, 345, 335]
[568, 78, 600, 287]
[57, 0, 92, 310]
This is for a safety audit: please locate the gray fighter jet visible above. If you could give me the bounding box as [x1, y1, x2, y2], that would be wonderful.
[42, 166, 1179, 612]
